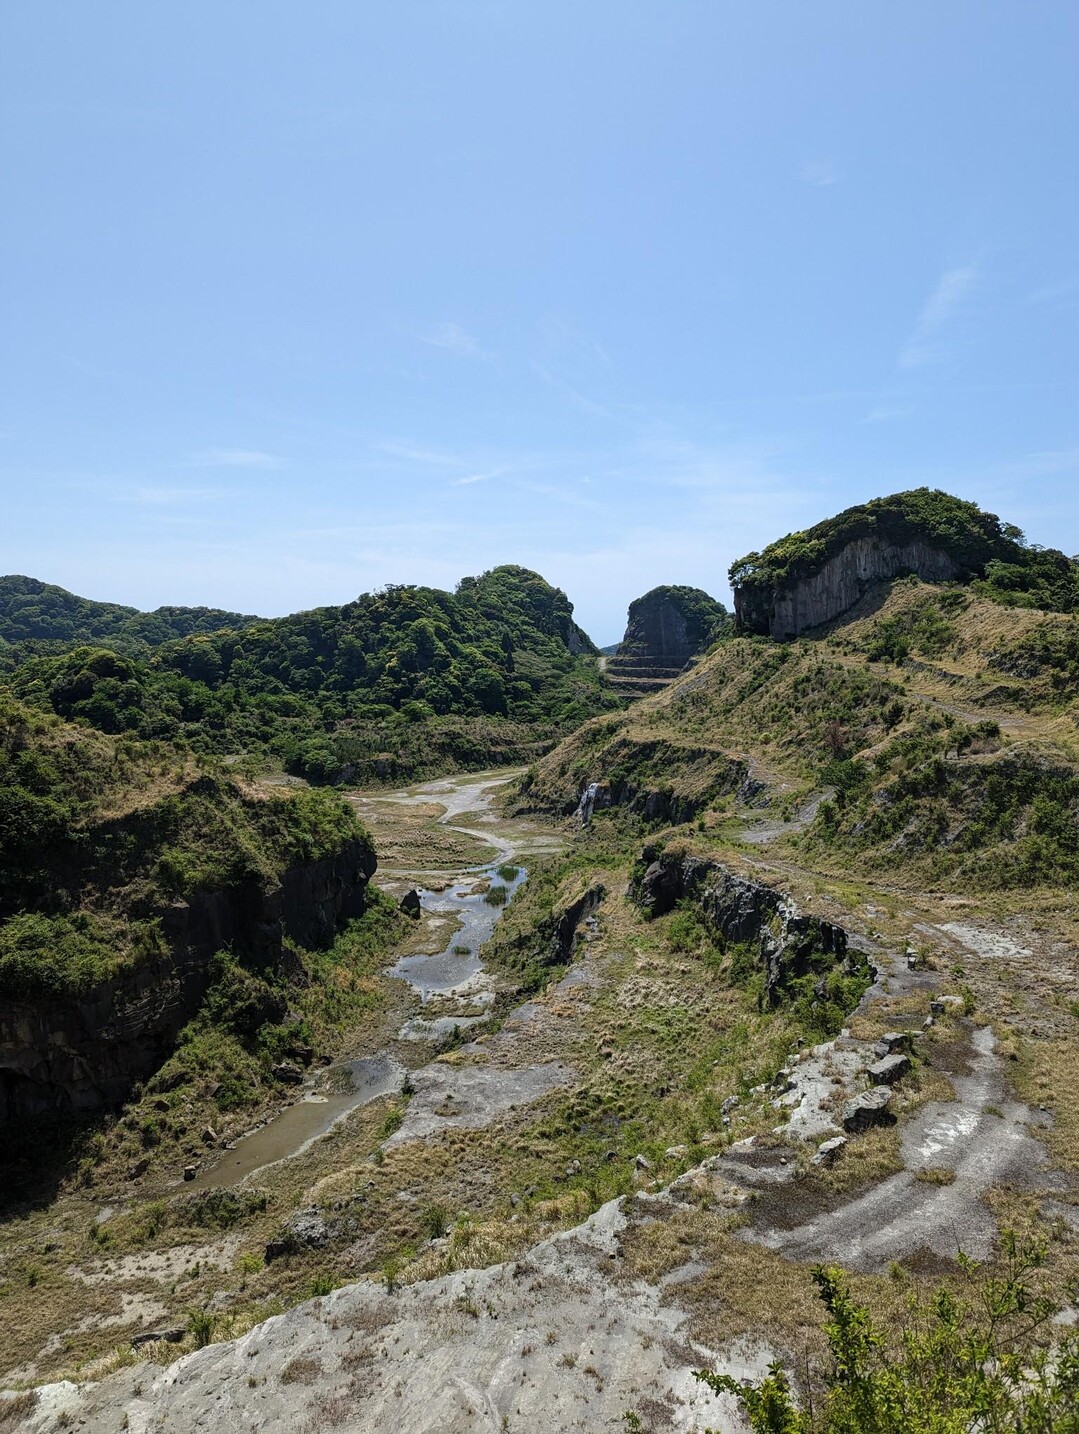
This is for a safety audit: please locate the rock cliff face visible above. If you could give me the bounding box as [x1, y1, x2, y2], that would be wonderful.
[622, 593, 698, 666]
[635, 850, 863, 1007]
[735, 537, 962, 639]
[0, 841, 376, 1123]
[605, 585, 728, 700]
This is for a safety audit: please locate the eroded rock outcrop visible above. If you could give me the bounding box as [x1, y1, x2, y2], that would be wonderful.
[521, 726, 749, 827]
[735, 535, 962, 639]
[605, 585, 729, 700]
[635, 849, 864, 1008]
[0, 841, 376, 1123]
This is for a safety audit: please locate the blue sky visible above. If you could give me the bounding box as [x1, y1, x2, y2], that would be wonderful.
[2, 3, 1077, 644]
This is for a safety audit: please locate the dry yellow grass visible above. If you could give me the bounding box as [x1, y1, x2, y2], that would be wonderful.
[1015, 1038, 1079, 1172]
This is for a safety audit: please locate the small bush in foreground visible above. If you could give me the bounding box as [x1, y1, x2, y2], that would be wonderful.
[695, 1232, 1079, 1433]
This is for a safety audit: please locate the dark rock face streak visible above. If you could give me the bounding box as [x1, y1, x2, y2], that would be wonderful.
[734, 537, 962, 639]
[0, 841, 377, 1123]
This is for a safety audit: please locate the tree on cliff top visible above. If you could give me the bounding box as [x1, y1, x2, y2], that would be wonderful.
[728, 489, 1079, 615]
[623, 585, 732, 652]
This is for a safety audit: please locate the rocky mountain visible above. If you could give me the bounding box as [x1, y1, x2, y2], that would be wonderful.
[731, 488, 1079, 638]
[524, 520, 1079, 898]
[603, 583, 730, 700]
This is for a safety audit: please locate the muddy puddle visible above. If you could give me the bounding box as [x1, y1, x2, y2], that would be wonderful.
[388, 864, 527, 1004]
[189, 1055, 405, 1191]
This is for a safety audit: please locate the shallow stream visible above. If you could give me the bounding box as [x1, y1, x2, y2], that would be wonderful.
[189, 772, 527, 1189]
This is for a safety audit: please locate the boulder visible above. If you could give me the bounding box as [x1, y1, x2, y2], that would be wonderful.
[867, 1053, 911, 1085]
[810, 1135, 847, 1167]
[265, 1206, 331, 1261]
[399, 889, 422, 919]
[873, 1031, 915, 1058]
[131, 1328, 185, 1350]
[637, 861, 683, 918]
[842, 1088, 894, 1132]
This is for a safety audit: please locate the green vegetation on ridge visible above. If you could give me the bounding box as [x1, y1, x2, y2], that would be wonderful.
[2, 565, 618, 785]
[0, 693, 374, 998]
[0, 574, 260, 659]
[730, 488, 1079, 614]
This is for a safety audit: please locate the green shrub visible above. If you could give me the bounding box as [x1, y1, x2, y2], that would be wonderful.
[696, 1232, 1079, 1433]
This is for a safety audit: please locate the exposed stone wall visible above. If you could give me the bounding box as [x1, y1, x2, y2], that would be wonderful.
[635, 850, 859, 1007]
[735, 536, 962, 638]
[0, 840, 376, 1123]
[621, 595, 695, 664]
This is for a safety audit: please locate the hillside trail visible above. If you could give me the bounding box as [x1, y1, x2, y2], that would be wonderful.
[713, 739, 1077, 1268]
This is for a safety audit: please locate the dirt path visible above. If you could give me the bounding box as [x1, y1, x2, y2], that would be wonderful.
[755, 1024, 1060, 1268]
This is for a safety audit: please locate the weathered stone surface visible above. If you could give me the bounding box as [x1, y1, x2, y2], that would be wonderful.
[735, 535, 963, 639]
[842, 1088, 894, 1132]
[399, 888, 422, 918]
[265, 1206, 331, 1262]
[867, 1053, 911, 1085]
[25, 1201, 770, 1434]
[130, 1328, 185, 1351]
[638, 860, 684, 917]
[873, 1031, 915, 1058]
[810, 1135, 847, 1166]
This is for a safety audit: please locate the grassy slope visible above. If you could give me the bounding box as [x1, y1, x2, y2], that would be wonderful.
[525, 578, 1079, 895]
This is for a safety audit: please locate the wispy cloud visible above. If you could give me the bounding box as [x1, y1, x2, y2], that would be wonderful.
[532, 362, 615, 419]
[451, 469, 506, 487]
[193, 448, 285, 469]
[1027, 279, 1079, 307]
[800, 158, 837, 187]
[421, 322, 486, 357]
[898, 265, 979, 369]
[378, 439, 466, 468]
[864, 403, 913, 424]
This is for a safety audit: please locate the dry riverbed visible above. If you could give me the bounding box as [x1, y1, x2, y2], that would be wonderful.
[3, 768, 1079, 1432]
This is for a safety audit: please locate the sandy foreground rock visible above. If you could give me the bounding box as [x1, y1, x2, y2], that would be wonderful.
[16, 1201, 766, 1434]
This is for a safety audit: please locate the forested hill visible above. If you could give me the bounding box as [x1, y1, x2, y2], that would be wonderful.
[3, 565, 616, 784]
[0, 575, 260, 657]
